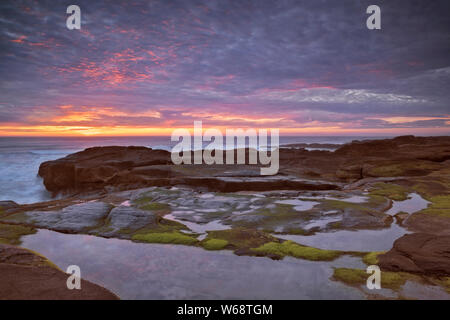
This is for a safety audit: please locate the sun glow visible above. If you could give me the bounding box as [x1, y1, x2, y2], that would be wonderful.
[369, 116, 450, 124]
[0, 124, 448, 137]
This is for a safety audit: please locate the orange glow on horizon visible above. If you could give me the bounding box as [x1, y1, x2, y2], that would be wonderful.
[0, 125, 448, 137]
[369, 116, 450, 124]
[50, 107, 162, 123]
[6, 105, 447, 137]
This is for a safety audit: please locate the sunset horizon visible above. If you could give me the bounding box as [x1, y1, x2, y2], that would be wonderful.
[1, 1, 449, 137]
[0, 0, 449, 304]
[0, 128, 449, 137]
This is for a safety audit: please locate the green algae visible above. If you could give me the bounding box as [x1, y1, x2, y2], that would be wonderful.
[201, 238, 229, 250]
[332, 268, 419, 290]
[229, 203, 312, 233]
[133, 190, 171, 211]
[362, 251, 385, 265]
[323, 199, 367, 210]
[368, 161, 440, 177]
[368, 164, 406, 177]
[0, 223, 36, 245]
[271, 227, 312, 236]
[252, 240, 342, 261]
[202, 229, 345, 261]
[139, 202, 170, 212]
[333, 268, 367, 285]
[411, 182, 437, 199]
[132, 231, 198, 245]
[322, 197, 381, 214]
[117, 216, 189, 237]
[133, 195, 154, 205]
[369, 183, 410, 201]
[418, 195, 450, 218]
[0, 211, 31, 224]
[439, 277, 450, 293]
[205, 228, 279, 250]
[407, 174, 450, 218]
[133, 190, 173, 213]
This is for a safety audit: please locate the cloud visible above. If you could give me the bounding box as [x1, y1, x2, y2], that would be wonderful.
[0, 0, 449, 135]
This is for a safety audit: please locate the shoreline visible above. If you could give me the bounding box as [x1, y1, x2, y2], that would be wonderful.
[0, 135, 449, 299]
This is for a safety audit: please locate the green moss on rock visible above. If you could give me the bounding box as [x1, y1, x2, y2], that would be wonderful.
[0, 223, 36, 245]
[322, 198, 380, 214]
[439, 277, 450, 293]
[362, 251, 385, 265]
[252, 240, 342, 261]
[202, 239, 229, 250]
[230, 203, 315, 232]
[411, 181, 448, 199]
[139, 202, 170, 212]
[333, 268, 367, 285]
[132, 231, 198, 245]
[368, 161, 440, 177]
[133, 195, 153, 205]
[418, 195, 450, 218]
[205, 228, 279, 249]
[369, 183, 410, 201]
[332, 268, 419, 290]
[133, 193, 171, 212]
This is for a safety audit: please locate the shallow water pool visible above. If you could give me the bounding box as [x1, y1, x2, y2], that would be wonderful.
[276, 223, 409, 252]
[21, 229, 365, 300]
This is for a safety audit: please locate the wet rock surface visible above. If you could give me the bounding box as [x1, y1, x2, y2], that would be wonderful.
[38, 146, 171, 193]
[378, 233, 450, 276]
[38, 136, 450, 195]
[21, 201, 113, 233]
[99, 205, 157, 237]
[1, 135, 449, 299]
[0, 244, 118, 299]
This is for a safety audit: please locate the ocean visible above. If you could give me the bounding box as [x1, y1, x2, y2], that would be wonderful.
[0, 136, 388, 204]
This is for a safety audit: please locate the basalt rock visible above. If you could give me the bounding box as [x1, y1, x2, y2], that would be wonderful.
[38, 146, 171, 193]
[0, 244, 119, 299]
[20, 201, 113, 233]
[378, 233, 450, 276]
[38, 136, 450, 195]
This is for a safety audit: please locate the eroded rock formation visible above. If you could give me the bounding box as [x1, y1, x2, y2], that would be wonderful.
[0, 244, 119, 299]
[37, 136, 450, 195]
[378, 233, 450, 276]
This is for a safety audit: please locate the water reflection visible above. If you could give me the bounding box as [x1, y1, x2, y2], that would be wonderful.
[21, 229, 365, 300]
[276, 223, 409, 251]
[386, 193, 429, 215]
[275, 199, 319, 211]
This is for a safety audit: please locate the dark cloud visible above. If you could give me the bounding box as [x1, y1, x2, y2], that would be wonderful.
[0, 0, 449, 134]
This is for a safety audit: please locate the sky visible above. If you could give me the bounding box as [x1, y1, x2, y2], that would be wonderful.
[0, 0, 449, 136]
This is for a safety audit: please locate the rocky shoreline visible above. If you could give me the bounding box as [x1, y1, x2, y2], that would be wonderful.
[37, 135, 450, 194]
[0, 244, 118, 300]
[0, 135, 449, 299]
